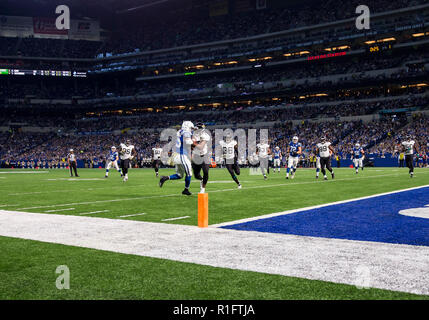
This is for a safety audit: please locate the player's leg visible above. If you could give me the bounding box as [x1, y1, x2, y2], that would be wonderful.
[69, 163, 73, 177]
[113, 161, 122, 176]
[192, 162, 203, 181]
[359, 159, 364, 171]
[200, 163, 209, 193]
[353, 159, 359, 174]
[286, 157, 293, 179]
[406, 155, 414, 177]
[292, 157, 298, 177]
[105, 161, 112, 177]
[316, 157, 321, 179]
[181, 155, 192, 195]
[226, 163, 241, 188]
[260, 159, 267, 179]
[326, 158, 334, 179]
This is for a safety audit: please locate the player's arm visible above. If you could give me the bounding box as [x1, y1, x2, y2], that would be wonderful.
[297, 146, 302, 155]
[329, 145, 335, 155]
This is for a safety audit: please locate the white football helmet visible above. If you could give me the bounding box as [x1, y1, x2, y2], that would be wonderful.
[355, 143, 360, 148]
[275, 146, 280, 150]
[225, 132, 233, 143]
[111, 146, 116, 151]
[292, 136, 299, 143]
[181, 121, 195, 132]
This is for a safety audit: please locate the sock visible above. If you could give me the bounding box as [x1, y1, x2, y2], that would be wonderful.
[105, 169, 109, 176]
[169, 174, 181, 180]
[185, 176, 191, 188]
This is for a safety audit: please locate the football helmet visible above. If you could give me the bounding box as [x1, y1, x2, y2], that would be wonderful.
[182, 121, 195, 132]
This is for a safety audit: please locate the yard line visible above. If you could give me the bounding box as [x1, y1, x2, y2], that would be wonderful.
[119, 213, 147, 218]
[44, 208, 75, 213]
[13, 172, 427, 211]
[0, 204, 19, 208]
[79, 210, 110, 216]
[162, 216, 190, 221]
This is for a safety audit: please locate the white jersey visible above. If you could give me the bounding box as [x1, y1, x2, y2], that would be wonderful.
[152, 148, 162, 160]
[317, 142, 332, 158]
[119, 143, 135, 160]
[402, 140, 415, 155]
[220, 140, 237, 160]
[193, 130, 211, 156]
[257, 143, 270, 158]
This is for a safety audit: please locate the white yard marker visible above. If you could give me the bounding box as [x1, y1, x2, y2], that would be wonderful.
[0, 204, 19, 208]
[44, 208, 75, 213]
[162, 216, 190, 221]
[79, 210, 110, 216]
[119, 213, 147, 218]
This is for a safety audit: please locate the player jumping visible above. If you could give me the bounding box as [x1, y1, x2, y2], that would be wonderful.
[159, 121, 195, 195]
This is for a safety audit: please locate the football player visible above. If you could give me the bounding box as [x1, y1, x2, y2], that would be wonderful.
[257, 138, 271, 180]
[286, 136, 302, 179]
[351, 143, 365, 174]
[119, 139, 136, 182]
[159, 121, 195, 195]
[220, 132, 242, 189]
[191, 122, 211, 194]
[105, 146, 122, 178]
[152, 144, 163, 177]
[273, 146, 282, 173]
[316, 136, 335, 180]
[401, 135, 418, 178]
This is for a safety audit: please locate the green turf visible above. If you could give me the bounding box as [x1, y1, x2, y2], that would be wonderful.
[0, 236, 427, 300]
[0, 167, 428, 226]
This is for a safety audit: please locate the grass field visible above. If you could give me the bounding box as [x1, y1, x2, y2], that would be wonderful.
[1, 167, 429, 300]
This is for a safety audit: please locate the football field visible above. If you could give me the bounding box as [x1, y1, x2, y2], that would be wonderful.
[0, 167, 429, 299]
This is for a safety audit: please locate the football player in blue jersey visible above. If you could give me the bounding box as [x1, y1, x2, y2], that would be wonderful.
[273, 146, 282, 173]
[286, 136, 302, 179]
[351, 143, 365, 174]
[105, 146, 122, 178]
[159, 121, 195, 196]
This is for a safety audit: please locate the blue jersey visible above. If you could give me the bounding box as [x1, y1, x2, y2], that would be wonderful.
[274, 150, 281, 159]
[109, 151, 118, 161]
[289, 142, 302, 157]
[176, 129, 192, 156]
[353, 147, 363, 159]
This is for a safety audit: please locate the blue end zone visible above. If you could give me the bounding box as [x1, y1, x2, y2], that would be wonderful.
[223, 187, 429, 246]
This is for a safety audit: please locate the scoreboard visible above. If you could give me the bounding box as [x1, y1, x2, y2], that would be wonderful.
[367, 43, 394, 53]
[0, 69, 87, 78]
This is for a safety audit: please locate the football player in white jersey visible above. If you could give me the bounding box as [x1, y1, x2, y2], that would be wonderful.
[316, 136, 335, 180]
[159, 121, 195, 195]
[257, 139, 271, 180]
[191, 122, 211, 193]
[273, 146, 282, 173]
[152, 144, 163, 177]
[119, 139, 136, 182]
[402, 135, 418, 178]
[105, 146, 122, 178]
[220, 132, 242, 189]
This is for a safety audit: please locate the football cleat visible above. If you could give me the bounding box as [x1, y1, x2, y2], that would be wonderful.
[182, 188, 192, 196]
[332, 173, 335, 179]
[238, 184, 242, 189]
[159, 176, 169, 188]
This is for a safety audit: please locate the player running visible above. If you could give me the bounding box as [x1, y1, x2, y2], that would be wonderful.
[316, 136, 335, 180]
[257, 138, 270, 180]
[351, 143, 365, 174]
[273, 146, 282, 173]
[105, 146, 122, 178]
[119, 139, 136, 182]
[191, 122, 211, 194]
[286, 136, 301, 179]
[159, 121, 195, 195]
[401, 135, 418, 178]
[220, 132, 242, 189]
[152, 144, 163, 177]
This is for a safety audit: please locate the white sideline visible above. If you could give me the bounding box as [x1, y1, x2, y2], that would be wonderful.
[0, 210, 428, 295]
[211, 184, 429, 227]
